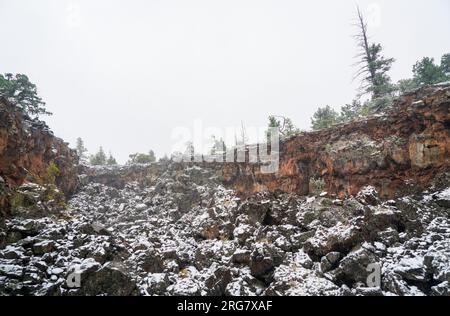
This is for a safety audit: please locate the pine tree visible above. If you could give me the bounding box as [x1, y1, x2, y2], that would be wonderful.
[266, 115, 299, 139]
[0, 73, 51, 117]
[128, 150, 156, 164]
[311, 106, 339, 131]
[353, 7, 395, 100]
[75, 137, 88, 161]
[107, 152, 118, 166]
[441, 53, 450, 76]
[413, 57, 447, 85]
[396, 78, 420, 94]
[339, 100, 365, 123]
[90, 147, 107, 166]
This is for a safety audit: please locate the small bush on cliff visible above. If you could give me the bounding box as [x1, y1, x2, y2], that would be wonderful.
[11, 163, 66, 212]
[128, 150, 156, 164]
[0, 73, 51, 118]
[43, 162, 60, 185]
[309, 177, 326, 196]
[41, 162, 66, 209]
[266, 116, 300, 139]
[10, 192, 25, 210]
[311, 106, 339, 130]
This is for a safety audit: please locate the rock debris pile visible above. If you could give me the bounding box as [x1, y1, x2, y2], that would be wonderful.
[1, 164, 449, 296]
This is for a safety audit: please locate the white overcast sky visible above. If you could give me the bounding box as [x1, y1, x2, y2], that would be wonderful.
[1, 0, 449, 162]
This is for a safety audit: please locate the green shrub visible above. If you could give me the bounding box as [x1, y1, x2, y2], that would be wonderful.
[10, 192, 25, 210]
[309, 177, 326, 196]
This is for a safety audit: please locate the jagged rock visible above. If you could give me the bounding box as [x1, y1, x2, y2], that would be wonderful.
[393, 257, 430, 283]
[431, 282, 449, 296]
[0, 232, 6, 250]
[382, 272, 425, 296]
[265, 264, 341, 296]
[356, 186, 381, 206]
[0, 144, 449, 297]
[10, 219, 45, 236]
[193, 214, 220, 240]
[225, 278, 258, 296]
[332, 247, 378, 286]
[249, 243, 284, 283]
[231, 249, 251, 264]
[354, 287, 383, 296]
[292, 250, 314, 270]
[135, 204, 147, 212]
[303, 223, 362, 260]
[204, 264, 232, 296]
[434, 189, 450, 208]
[237, 199, 270, 225]
[141, 251, 164, 274]
[143, 273, 169, 295]
[1, 246, 25, 260]
[32, 241, 55, 256]
[0, 262, 24, 279]
[167, 277, 201, 296]
[376, 228, 400, 247]
[233, 224, 253, 245]
[79, 222, 110, 236]
[71, 261, 138, 296]
[320, 252, 342, 273]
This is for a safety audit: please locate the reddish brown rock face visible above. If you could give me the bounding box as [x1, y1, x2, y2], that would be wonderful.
[219, 85, 450, 199]
[8, 83, 447, 209]
[82, 85, 449, 200]
[0, 97, 79, 211]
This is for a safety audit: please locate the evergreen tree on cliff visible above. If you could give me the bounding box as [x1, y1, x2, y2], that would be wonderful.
[413, 57, 448, 85]
[353, 7, 395, 102]
[441, 53, 450, 76]
[0, 73, 51, 117]
[128, 150, 156, 164]
[311, 105, 339, 131]
[107, 152, 118, 166]
[75, 137, 88, 162]
[266, 115, 300, 138]
[90, 147, 107, 166]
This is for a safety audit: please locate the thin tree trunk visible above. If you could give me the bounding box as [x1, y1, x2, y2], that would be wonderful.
[357, 7, 378, 98]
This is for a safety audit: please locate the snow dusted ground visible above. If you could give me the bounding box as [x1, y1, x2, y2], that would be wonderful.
[0, 165, 449, 296]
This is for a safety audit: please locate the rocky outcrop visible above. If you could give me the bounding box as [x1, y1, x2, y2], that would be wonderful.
[0, 97, 79, 216]
[0, 84, 448, 296]
[221, 83, 450, 199]
[1, 163, 449, 296]
[80, 84, 450, 200]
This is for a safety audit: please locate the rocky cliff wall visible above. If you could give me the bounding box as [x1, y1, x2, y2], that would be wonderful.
[0, 97, 79, 216]
[218, 84, 450, 198]
[83, 83, 450, 199]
